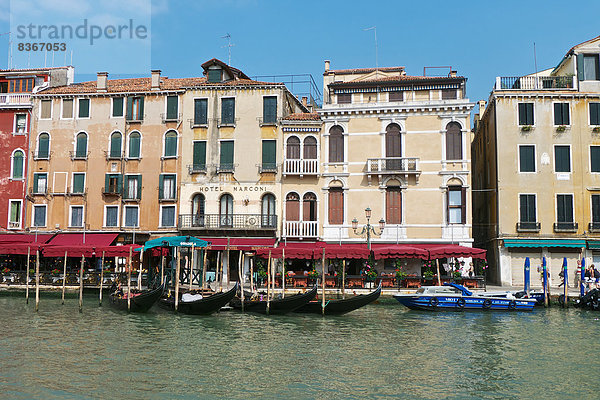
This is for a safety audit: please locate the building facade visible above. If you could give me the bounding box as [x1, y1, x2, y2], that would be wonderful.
[472, 36, 600, 286]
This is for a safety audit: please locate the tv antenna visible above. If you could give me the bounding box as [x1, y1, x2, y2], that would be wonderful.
[363, 26, 378, 78]
[221, 33, 235, 65]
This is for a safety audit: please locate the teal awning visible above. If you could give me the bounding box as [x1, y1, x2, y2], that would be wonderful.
[138, 236, 208, 251]
[503, 239, 586, 248]
[587, 241, 600, 250]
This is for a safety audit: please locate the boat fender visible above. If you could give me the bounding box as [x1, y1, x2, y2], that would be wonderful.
[429, 297, 439, 307]
[456, 297, 466, 309]
[508, 300, 517, 310]
[482, 299, 492, 309]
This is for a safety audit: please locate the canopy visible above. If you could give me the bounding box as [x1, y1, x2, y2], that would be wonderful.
[371, 244, 429, 260]
[315, 242, 370, 259]
[201, 237, 276, 251]
[504, 239, 586, 248]
[418, 244, 486, 260]
[256, 242, 316, 259]
[140, 236, 208, 251]
[0, 233, 54, 255]
[42, 233, 119, 257]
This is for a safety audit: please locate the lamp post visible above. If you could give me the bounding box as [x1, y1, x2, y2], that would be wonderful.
[352, 207, 385, 250]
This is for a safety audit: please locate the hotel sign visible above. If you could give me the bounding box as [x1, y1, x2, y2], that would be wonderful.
[197, 185, 272, 192]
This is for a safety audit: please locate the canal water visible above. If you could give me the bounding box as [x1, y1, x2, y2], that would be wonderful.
[1, 295, 599, 399]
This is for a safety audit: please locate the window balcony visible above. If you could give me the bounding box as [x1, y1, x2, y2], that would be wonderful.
[283, 159, 319, 176]
[69, 151, 88, 161]
[495, 76, 576, 91]
[589, 222, 600, 233]
[366, 157, 421, 185]
[33, 151, 52, 160]
[188, 118, 208, 129]
[102, 186, 121, 196]
[258, 163, 278, 174]
[187, 164, 207, 174]
[258, 117, 278, 127]
[0, 93, 31, 106]
[29, 186, 48, 196]
[284, 220, 318, 238]
[8, 221, 21, 229]
[104, 150, 123, 160]
[161, 112, 182, 123]
[553, 222, 578, 232]
[516, 221, 541, 232]
[178, 214, 277, 230]
[217, 118, 238, 128]
[217, 163, 236, 173]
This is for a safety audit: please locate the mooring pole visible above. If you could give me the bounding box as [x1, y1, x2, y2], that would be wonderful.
[35, 249, 40, 312]
[61, 250, 67, 305]
[201, 249, 207, 290]
[281, 248, 286, 299]
[137, 248, 143, 290]
[266, 251, 272, 315]
[250, 257, 255, 294]
[127, 246, 132, 312]
[321, 248, 326, 316]
[189, 245, 195, 291]
[99, 251, 105, 306]
[78, 254, 84, 312]
[175, 247, 181, 311]
[25, 246, 30, 304]
[160, 254, 165, 285]
[239, 252, 245, 312]
[342, 259, 346, 300]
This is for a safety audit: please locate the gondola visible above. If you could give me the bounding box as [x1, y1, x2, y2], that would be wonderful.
[158, 283, 239, 315]
[230, 285, 318, 315]
[575, 288, 600, 310]
[109, 284, 164, 313]
[294, 283, 382, 315]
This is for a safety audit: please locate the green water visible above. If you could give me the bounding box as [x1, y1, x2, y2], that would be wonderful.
[0, 295, 599, 400]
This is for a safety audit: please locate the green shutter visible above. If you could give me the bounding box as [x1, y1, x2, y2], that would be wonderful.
[117, 174, 123, 194]
[194, 99, 207, 125]
[193, 141, 206, 169]
[126, 97, 133, 120]
[165, 132, 177, 157]
[113, 97, 124, 117]
[78, 99, 90, 118]
[166, 96, 178, 120]
[208, 69, 221, 83]
[73, 174, 84, 193]
[110, 133, 122, 157]
[33, 173, 39, 193]
[577, 54, 585, 81]
[76, 134, 87, 157]
[554, 103, 561, 125]
[263, 96, 277, 124]
[518, 103, 525, 125]
[526, 104, 534, 125]
[220, 141, 234, 169]
[38, 134, 49, 158]
[139, 97, 145, 120]
[262, 140, 276, 169]
[137, 175, 142, 199]
[159, 174, 164, 199]
[105, 174, 109, 192]
[129, 133, 140, 158]
[221, 98, 234, 124]
[13, 151, 23, 178]
[592, 104, 600, 126]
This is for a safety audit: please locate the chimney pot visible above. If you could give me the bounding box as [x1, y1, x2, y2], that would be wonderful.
[449, 70, 457, 78]
[478, 100, 486, 119]
[324, 60, 330, 72]
[96, 72, 108, 92]
[301, 96, 308, 107]
[151, 69, 161, 90]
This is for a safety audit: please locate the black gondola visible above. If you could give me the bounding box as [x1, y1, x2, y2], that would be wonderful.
[575, 288, 600, 310]
[230, 285, 318, 315]
[158, 283, 239, 315]
[108, 284, 164, 313]
[294, 283, 382, 315]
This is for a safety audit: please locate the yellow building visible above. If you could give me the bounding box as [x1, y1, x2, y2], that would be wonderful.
[472, 36, 600, 286]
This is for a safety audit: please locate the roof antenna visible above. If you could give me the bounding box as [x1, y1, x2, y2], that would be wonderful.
[221, 33, 235, 66]
[363, 26, 378, 78]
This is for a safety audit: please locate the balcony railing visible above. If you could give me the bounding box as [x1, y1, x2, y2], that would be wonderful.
[258, 163, 278, 173]
[29, 186, 48, 196]
[496, 76, 576, 91]
[367, 157, 420, 174]
[0, 93, 31, 106]
[33, 151, 52, 160]
[589, 222, 600, 233]
[102, 186, 121, 196]
[516, 221, 541, 232]
[217, 163, 235, 173]
[188, 118, 208, 129]
[284, 220, 318, 238]
[553, 222, 578, 232]
[104, 150, 123, 160]
[70, 151, 88, 160]
[161, 112, 182, 123]
[178, 214, 277, 230]
[283, 159, 319, 175]
[188, 164, 207, 174]
[217, 118, 238, 128]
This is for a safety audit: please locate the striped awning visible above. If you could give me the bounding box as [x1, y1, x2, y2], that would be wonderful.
[503, 239, 586, 248]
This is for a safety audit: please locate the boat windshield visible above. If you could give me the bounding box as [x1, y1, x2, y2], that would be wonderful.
[416, 287, 462, 294]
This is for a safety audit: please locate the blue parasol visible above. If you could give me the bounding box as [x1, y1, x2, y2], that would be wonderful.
[138, 236, 209, 251]
[524, 257, 531, 294]
[581, 257, 586, 297]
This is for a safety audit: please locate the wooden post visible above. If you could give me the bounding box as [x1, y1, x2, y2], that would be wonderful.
[224, 240, 230, 291]
[342, 259, 346, 300]
[99, 251, 105, 306]
[239, 252, 244, 312]
[137, 248, 143, 290]
[201, 249, 207, 290]
[282, 248, 286, 299]
[61, 250, 67, 305]
[436, 259, 442, 286]
[216, 252, 221, 290]
[78, 254, 84, 312]
[160, 255, 165, 285]
[175, 247, 181, 311]
[266, 251, 272, 315]
[321, 248, 326, 315]
[250, 257, 255, 294]
[127, 246, 132, 312]
[25, 246, 30, 304]
[35, 249, 40, 312]
[189, 245, 195, 291]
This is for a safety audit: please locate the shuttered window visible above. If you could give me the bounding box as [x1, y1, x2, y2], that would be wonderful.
[261, 194, 276, 227]
[33, 173, 47, 194]
[161, 206, 176, 227]
[557, 194, 574, 223]
[590, 103, 600, 126]
[37, 133, 49, 158]
[303, 192, 317, 221]
[166, 95, 178, 120]
[263, 96, 277, 124]
[262, 140, 276, 170]
[518, 103, 534, 125]
[70, 206, 84, 227]
[519, 145, 535, 172]
[286, 137, 300, 159]
[124, 206, 139, 227]
[78, 98, 90, 118]
[286, 192, 300, 221]
[219, 141, 234, 171]
[124, 175, 142, 200]
[445, 122, 462, 160]
[33, 205, 46, 227]
[159, 174, 176, 200]
[194, 99, 208, 125]
[337, 93, 351, 104]
[447, 186, 466, 224]
[329, 125, 344, 163]
[519, 194, 536, 223]
[553, 103, 570, 125]
[105, 206, 118, 227]
[303, 136, 317, 159]
[386, 187, 402, 224]
[72, 173, 85, 194]
[193, 141, 206, 170]
[591, 146, 600, 173]
[593, 195, 600, 223]
[578, 54, 600, 81]
[41, 100, 51, 119]
[75, 133, 87, 158]
[164, 131, 177, 157]
[110, 132, 122, 158]
[126, 96, 144, 121]
[221, 98, 235, 125]
[328, 188, 344, 225]
[112, 97, 124, 117]
[62, 99, 73, 118]
[554, 145, 571, 172]
[104, 174, 122, 194]
[11, 150, 24, 179]
[128, 132, 140, 158]
[208, 69, 221, 83]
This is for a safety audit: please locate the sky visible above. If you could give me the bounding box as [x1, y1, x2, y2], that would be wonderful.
[0, 0, 599, 109]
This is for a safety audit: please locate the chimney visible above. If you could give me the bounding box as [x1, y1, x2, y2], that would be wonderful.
[449, 70, 457, 78]
[301, 96, 308, 108]
[96, 72, 108, 92]
[324, 60, 330, 72]
[151, 69, 161, 90]
[478, 100, 486, 118]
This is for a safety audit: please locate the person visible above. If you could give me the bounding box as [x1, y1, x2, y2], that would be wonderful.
[574, 260, 581, 289]
[594, 265, 600, 288]
[558, 268, 565, 287]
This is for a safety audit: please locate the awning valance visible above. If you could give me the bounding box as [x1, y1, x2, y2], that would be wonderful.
[419, 244, 487, 260]
[41, 233, 119, 257]
[371, 244, 429, 260]
[0, 234, 54, 255]
[256, 242, 315, 259]
[504, 239, 586, 249]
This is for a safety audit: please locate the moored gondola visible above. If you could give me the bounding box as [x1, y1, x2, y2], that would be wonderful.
[158, 283, 239, 314]
[294, 283, 382, 315]
[109, 284, 164, 313]
[230, 285, 318, 315]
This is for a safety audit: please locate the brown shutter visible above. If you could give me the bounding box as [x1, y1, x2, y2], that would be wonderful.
[329, 188, 343, 225]
[386, 188, 401, 224]
[286, 194, 300, 221]
[303, 137, 317, 159]
[287, 137, 300, 159]
[329, 126, 344, 163]
[446, 122, 462, 160]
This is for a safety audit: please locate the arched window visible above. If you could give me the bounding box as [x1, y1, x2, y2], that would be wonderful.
[286, 192, 300, 221]
[110, 131, 122, 158]
[75, 132, 87, 158]
[329, 125, 344, 163]
[385, 123, 402, 170]
[11, 150, 24, 179]
[192, 193, 205, 227]
[328, 186, 344, 225]
[446, 122, 462, 160]
[261, 193, 276, 228]
[386, 186, 402, 224]
[303, 136, 317, 159]
[219, 194, 233, 227]
[37, 133, 50, 159]
[286, 136, 300, 159]
[128, 131, 141, 159]
[303, 192, 317, 221]
[164, 130, 178, 157]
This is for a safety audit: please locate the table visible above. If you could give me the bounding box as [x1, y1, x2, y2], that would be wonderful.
[346, 275, 364, 288]
[289, 274, 309, 288]
[324, 275, 337, 288]
[378, 276, 396, 288]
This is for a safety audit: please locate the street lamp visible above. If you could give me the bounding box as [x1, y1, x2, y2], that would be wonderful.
[352, 207, 385, 250]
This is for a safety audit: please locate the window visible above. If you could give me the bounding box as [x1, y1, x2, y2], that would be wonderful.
[519, 145, 535, 172]
[220, 194, 233, 227]
[554, 103, 570, 125]
[124, 205, 139, 227]
[261, 194, 276, 227]
[104, 173, 122, 194]
[263, 96, 277, 124]
[33, 205, 47, 227]
[164, 130, 177, 157]
[33, 173, 47, 194]
[110, 132, 122, 158]
[386, 187, 402, 224]
[389, 91, 403, 102]
[518, 103, 534, 125]
[262, 140, 276, 171]
[194, 98, 208, 125]
[219, 140, 234, 172]
[386, 123, 402, 169]
[11, 150, 24, 179]
[161, 205, 176, 227]
[442, 89, 457, 100]
[192, 141, 206, 172]
[70, 206, 84, 227]
[554, 145, 571, 173]
[192, 194, 205, 227]
[62, 99, 74, 119]
[112, 97, 124, 117]
[221, 98, 235, 125]
[591, 146, 600, 173]
[126, 96, 144, 121]
[303, 193, 317, 221]
[14, 114, 27, 133]
[72, 173, 85, 194]
[159, 174, 176, 200]
[75, 132, 87, 158]
[37, 133, 49, 158]
[328, 188, 344, 225]
[445, 122, 462, 160]
[208, 69, 221, 83]
[303, 137, 317, 159]
[579, 54, 600, 81]
[128, 132, 141, 158]
[40, 99, 52, 119]
[337, 93, 351, 104]
[556, 194, 574, 223]
[590, 103, 600, 126]
[328, 125, 344, 163]
[593, 195, 600, 225]
[286, 192, 300, 221]
[447, 186, 466, 224]
[8, 78, 33, 93]
[124, 175, 141, 200]
[519, 194, 537, 224]
[8, 200, 22, 229]
[78, 98, 90, 118]
[166, 95, 178, 120]
[105, 206, 119, 227]
[286, 137, 300, 159]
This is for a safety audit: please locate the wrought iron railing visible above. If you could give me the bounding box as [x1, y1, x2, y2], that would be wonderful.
[553, 222, 578, 232]
[516, 222, 541, 232]
[178, 214, 277, 230]
[589, 222, 600, 233]
[188, 164, 207, 174]
[496, 76, 575, 90]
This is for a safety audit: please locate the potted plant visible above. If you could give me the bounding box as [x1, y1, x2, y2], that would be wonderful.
[395, 260, 408, 287]
[556, 125, 567, 133]
[521, 125, 532, 132]
[51, 268, 61, 276]
[593, 126, 600, 133]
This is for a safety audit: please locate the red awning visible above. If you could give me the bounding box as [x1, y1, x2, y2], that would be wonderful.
[42, 233, 119, 257]
[418, 244, 487, 260]
[0, 234, 55, 255]
[315, 242, 370, 259]
[371, 244, 429, 260]
[201, 238, 276, 252]
[256, 242, 317, 259]
[95, 244, 142, 258]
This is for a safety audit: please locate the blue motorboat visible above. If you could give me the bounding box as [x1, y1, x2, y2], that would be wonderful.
[393, 282, 537, 311]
